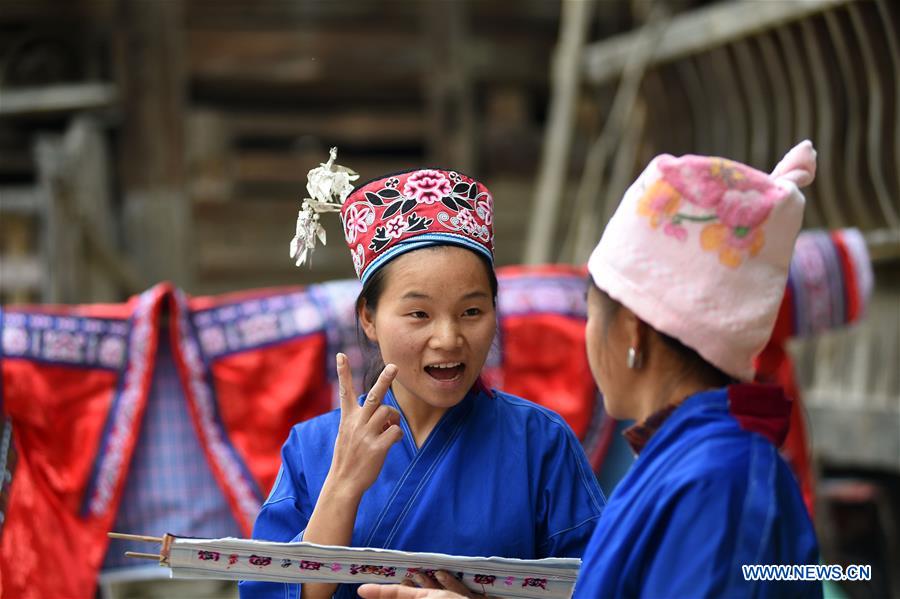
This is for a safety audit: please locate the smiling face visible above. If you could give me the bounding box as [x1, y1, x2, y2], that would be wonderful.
[359, 246, 497, 411]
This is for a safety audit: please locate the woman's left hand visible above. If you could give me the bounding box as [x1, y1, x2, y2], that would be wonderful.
[357, 583, 463, 599]
[358, 570, 491, 599]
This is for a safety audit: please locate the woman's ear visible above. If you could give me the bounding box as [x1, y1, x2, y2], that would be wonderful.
[621, 306, 646, 354]
[358, 302, 378, 343]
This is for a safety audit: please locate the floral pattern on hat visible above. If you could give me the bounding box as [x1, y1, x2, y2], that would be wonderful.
[402, 169, 452, 204]
[341, 168, 494, 280]
[343, 203, 376, 243]
[635, 156, 787, 268]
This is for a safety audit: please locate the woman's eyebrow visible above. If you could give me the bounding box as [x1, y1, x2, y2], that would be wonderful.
[400, 291, 432, 300]
[399, 290, 489, 301]
[461, 291, 490, 300]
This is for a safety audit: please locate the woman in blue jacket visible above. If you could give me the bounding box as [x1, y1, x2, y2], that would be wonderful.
[362, 142, 823, 599]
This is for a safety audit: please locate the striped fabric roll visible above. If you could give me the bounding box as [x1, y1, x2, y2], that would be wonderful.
[784, 228, 873, 339]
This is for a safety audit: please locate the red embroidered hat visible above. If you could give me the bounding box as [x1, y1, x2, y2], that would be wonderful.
[289, 149, 494, 283]
[341, 169, 494, 282]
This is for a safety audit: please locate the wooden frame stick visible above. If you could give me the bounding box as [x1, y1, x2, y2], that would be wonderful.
[110, 532, 175, 565]
[124, 551, 162, 561]
[108, 532, 164, 543]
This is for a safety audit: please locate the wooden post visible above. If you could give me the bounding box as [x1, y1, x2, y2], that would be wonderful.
[422, 0, 476, 173]
[187, 110, 234, 203]
[59, 117, 121, 301]
[116, 0, 191, 289]
[34, 134, 75, 303]
[524, 0, 594, 265]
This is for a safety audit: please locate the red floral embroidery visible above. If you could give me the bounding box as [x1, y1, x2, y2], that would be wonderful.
[350, 243, 365, 276]
[197, 550, 220, 561]
[523, 577, 548, 589]
[350, 564, 397, 577]
[403, 170, 451, 204]
[384, 214, 408, 238]
[343, 203, 376, 243]
[341, 169, 493, 280]
[249, 555, 272, 567]
[476, 195, 493, 226]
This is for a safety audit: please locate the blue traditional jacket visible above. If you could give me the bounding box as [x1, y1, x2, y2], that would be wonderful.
[574, 387, 822, 599]
[240, 385, 605, 599]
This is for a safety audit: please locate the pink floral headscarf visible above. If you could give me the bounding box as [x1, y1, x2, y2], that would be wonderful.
[588, 141, 817, 380]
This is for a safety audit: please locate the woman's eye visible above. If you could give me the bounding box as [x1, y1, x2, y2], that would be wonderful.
[409, 311, 428, 319]
[463, 308, 482, 317]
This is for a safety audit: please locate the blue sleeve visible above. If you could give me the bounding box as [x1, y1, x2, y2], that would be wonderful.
[639, 442, 822, 598]
[537, 420, 606, 558]
[239, 427, 313, 599]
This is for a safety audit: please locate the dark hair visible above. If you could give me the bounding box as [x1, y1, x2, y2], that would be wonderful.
[356, 246, 499, 390]
[594, 285, 734, 388]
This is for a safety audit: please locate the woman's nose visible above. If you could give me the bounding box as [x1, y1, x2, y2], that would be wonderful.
[429, 319, 462, 349]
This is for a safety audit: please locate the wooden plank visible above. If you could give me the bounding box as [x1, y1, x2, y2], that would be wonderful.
[0, 0, 114, 23]
[0, 154, 33, 177]
[185, 0, 420, 29]
[0, 186, 42, 214]
[808, 404, 900, 470]
[0, 83, 117, 118]
[188, 29, 553, 93]
[865, 228, 900, 263]
[188, 29, 426, 85]
[186, 0, 559, 30]
[0, 255, 42, 292]
[234, 152, 422, 187]
[584, 0, 851, 84]
[227, 111, 426, 146]
[187, 110, 234, 202]
[0, 212, 38, 302]
[466, 38, 553, 83]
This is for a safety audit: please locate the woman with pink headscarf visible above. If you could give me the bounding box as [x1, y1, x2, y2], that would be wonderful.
[360, 141, 822, 599]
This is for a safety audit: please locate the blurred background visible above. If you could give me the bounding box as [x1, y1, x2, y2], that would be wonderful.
[0, 0, 898, 598]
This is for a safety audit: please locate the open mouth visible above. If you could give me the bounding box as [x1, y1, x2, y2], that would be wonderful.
[424, 362, 465, 382]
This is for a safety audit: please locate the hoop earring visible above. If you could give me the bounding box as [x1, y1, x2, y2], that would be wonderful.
[627, 347, 642, 369]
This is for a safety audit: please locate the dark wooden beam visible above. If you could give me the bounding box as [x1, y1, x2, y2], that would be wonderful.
[116, 0, 191, 288]
[584, 0, 851, 84]
[226, 110, 426, 147]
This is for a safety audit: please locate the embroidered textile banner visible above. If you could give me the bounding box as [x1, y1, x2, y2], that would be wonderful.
[166, 536, 581, 599]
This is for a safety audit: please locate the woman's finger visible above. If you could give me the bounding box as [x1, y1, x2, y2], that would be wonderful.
[357, 583, 437, 599]
[374, 424, 404, 452]
[336, 353, 357, 415]
[360, 363, 398, 420]
[366, 405, 401, 435]
[433, 571, 479, 597]
[415, 574, 442, 590]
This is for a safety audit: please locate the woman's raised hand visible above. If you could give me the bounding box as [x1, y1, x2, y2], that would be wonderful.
[328, 353, 404, 497]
